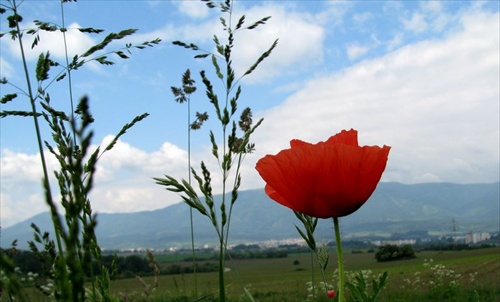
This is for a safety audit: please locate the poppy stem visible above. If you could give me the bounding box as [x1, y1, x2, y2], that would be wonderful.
[333, 217, 345, 302]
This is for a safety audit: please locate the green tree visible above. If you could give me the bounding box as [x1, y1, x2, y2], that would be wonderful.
[375, 244, 416, 262]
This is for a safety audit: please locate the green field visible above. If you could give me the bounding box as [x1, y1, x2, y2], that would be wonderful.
[6, 247, 499, 301]
[106, 247, 500, 301]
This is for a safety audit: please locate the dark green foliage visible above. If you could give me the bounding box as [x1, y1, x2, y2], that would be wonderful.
[93, 254, 218, 278]
[33, 20, 58, 32]
[78, 27, 105, 34]
[0, 110, 42, 118]
[294, 211, 319, 252]
[172, 40, 200, 51]
[9, 249, 44, 275]
[7, 13, 22, 28]
[170, 69, 207, 131]
[28, 223, 57, 278]
[1, 93, 18, 104]
[243, 38, 278, 77]
[35, 52, 52, 81]
[162, 262, 218, 275]
[228, 249, 288, 260]
[346, 271, 388, 302]
[192, 112, 209, 130]
[82, 28, 138, 57]
[171, 69, 196, 104]
[0, 245, 26, 302]
[375, 245, 416, 262]
[116, 255, 151, 275]
[102, 112, 150, 153]
[420, 243, 472, 251]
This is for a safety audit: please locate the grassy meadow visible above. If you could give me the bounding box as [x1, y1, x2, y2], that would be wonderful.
[104, 247, 500, 301]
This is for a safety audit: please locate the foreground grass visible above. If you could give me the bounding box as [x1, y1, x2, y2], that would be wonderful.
[6, 247, 499, 301]
[108, 247, 500, 301]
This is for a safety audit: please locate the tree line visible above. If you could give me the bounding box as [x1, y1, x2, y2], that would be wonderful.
[2, 247, 289, 280]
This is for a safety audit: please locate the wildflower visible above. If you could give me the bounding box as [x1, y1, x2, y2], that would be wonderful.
[255, 129, 390, 218]
[256, 129, 390, 302]
[327, 290, 336, 298]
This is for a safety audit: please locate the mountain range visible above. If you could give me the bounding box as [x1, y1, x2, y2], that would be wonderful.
[2, 182, 499, 250]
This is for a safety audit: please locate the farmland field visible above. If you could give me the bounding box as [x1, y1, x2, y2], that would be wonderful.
[5, 247, 499, 301]
[107, 247, 500, 301]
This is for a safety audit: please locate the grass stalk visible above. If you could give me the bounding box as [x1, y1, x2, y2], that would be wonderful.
[11, 0, 66, 276]
[187, 98, 198, 297]
[311, 250, 316, 301]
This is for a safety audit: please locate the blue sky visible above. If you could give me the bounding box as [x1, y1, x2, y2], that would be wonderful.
[1, 0, 499, 227]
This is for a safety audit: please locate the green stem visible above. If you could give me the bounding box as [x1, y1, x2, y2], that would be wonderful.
[218, 237, 226, 302]
[11, 0, 66, 274]
[333, 217, 345, 302]
[59, 1, 77, 147]
[187, 96, 198, 298]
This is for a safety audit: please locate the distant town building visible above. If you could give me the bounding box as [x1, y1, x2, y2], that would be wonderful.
[371, 239, 416, 246]
[464, 232, 491, 244]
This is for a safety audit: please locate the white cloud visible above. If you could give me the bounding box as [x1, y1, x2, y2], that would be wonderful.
[346, 43, 369, 60]
[144, 1, 162, 9]
[346, 34, 381, 61]
[353, 12, 373, 24]
[231, 4, 325, 83]
[316, 1, 351, 27]
[153, 3, 325, 83]
[250, 10, 499, 186]
[5, 22, 96, 62]
[0, 149, 57, 183]
[420, 1, 443, 13]
[400, 2, 455, 34]
[0, 192, 49, 228]
[0, 137, 191, 227]
[386, 32, 404, 51]
[0, 58, 15, 79]
[176, 0, 210, 19]
[0, 149, 60, 227]
[88, 137, 195, 214]
[402, 12, 428, 33]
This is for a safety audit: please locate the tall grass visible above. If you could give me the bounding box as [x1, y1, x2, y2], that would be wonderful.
[155, 1, 277, 301]
[0, 1, 158, 300]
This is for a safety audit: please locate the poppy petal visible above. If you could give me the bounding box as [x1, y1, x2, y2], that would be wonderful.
[255, 129, 390, 218]
[290, 128, 358, 149]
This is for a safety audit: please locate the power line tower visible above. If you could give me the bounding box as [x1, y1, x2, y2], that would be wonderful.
[450, 217, 459, 243]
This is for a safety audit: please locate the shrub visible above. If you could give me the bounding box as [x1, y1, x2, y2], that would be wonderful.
[375, 244, 416, 262]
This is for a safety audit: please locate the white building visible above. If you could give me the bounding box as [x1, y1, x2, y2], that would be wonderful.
[464, 232, 491, 244]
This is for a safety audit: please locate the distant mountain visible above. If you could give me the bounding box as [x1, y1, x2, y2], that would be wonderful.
[2, 182, 499, 250]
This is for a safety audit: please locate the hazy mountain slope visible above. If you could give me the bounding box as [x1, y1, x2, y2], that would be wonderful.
[2, 182, 498, 250]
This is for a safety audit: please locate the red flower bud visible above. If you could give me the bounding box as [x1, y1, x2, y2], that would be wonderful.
[327, 290, 336, 298]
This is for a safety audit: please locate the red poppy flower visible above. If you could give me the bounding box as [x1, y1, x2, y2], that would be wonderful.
[255, 129, 391, 218]
[327, 290, 336, 298]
